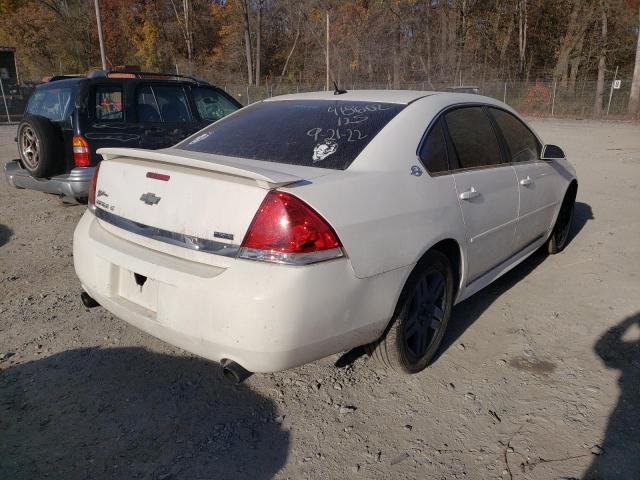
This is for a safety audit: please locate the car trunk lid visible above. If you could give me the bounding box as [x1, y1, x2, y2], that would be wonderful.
[92, 148, 331, 264]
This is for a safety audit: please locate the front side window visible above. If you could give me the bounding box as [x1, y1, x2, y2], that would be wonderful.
[26, 85, 75, 122]
[192, 87, 239, 122]
[444, 107, 502, 169]
[489, 108, 540, 163]
[95, 86, 123, 121]
[419, 119, 449, 174]
[177, 100, 405, 170]
[136, 84, 192, 123]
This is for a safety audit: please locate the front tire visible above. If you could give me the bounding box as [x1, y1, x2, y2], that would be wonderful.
[368, 251, 454, 374]
[547, 187, 576, 254]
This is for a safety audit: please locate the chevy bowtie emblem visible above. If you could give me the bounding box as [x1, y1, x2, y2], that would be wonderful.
[140, 192, 161, 205]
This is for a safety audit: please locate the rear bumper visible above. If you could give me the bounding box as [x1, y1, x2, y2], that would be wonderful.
[73, 211, 409, 372]
[4, 160, 94, 198]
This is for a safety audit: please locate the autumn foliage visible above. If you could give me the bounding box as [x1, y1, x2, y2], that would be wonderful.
[0, 0, 638, 92]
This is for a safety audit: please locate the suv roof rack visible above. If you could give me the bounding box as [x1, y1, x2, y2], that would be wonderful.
[87, 70, 210, 85]
[44, 75, 84, 83]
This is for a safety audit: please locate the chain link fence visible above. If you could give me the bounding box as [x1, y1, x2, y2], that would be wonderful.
[0, 78, 33, 123]
[1, 75, 636, 123]
[220, 77, 635, 119]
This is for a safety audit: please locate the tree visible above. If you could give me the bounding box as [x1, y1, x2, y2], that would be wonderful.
[239, 0, 253, 85]
[629, 5, 640, 116]
[170, 0, 193, 73]
[517, 0, 528, 75]
[594, 0, 608, 115]
[255, 0, 262, 86]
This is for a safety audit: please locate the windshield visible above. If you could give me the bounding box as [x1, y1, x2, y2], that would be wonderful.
[177, 100, 405, 170]
[26, 84, 75, 122]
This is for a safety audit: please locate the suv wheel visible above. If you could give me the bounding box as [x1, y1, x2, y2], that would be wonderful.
[18, 115, 64, 178]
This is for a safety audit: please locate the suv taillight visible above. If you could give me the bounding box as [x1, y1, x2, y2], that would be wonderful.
[239, 191, 343, 265]
[88, 163, 100, 210]
[73, 135, 91, 167]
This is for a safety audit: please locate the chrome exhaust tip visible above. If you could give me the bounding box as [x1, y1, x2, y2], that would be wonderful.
[221, 360, 252, 384]
[80, 292, 100, 308]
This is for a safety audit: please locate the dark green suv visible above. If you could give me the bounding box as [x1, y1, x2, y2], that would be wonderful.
[4, 70, 241, 201]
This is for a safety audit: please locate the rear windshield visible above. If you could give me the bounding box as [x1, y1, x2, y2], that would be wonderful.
[177, 100, 405, 170]
[26, 85, 76, 122]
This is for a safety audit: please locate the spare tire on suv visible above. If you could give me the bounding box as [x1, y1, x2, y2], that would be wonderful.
[17, 114, 64, 178]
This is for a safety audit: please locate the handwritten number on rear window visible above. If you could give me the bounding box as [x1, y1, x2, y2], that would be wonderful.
[328, 103, 391, 116]
[307, 127, 368, 143]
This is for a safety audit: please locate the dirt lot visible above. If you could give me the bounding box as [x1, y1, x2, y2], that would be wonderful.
[1, 118, 639, 480]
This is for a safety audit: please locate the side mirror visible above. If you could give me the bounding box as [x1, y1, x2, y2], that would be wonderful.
[541, 144, 566, 161]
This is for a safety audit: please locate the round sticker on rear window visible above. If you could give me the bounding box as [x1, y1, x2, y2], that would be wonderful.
[312, 141, 338, 163]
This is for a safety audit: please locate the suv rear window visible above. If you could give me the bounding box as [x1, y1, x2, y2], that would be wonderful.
[95, 86, 123, 121]
[26, 85, 75, 122]
[177, 100, 405, 170]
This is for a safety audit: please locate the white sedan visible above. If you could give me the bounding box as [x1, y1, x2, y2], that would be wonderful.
[73, 90, 577, 381]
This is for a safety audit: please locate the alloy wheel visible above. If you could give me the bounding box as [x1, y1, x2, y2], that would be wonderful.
[403, 270, 447, 361]
[20, 126, 40, 170]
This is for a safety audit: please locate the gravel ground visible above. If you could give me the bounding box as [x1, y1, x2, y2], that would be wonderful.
[1, 118, 639, 480]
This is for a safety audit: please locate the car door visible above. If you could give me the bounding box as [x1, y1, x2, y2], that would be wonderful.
[444, 106, 519, 283]
[134, 83, 199, 150]
[488, 108, 559, 252]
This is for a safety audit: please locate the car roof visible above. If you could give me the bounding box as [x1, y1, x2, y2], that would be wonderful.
[37, 77, 83, 88]
[265, 90, 515, 113]
[266, 89, 443, 105]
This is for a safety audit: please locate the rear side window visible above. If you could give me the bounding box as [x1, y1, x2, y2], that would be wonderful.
[489, 108, 540, 162]
[177, 100, 405, 170]
[192, 87, 239, 122]
[445, 107, 502, 169]
[136, 84, 193, 123]
[419, 119, 448, 174]
[26, 85, 75, 122]
[95, 86, 123, 121]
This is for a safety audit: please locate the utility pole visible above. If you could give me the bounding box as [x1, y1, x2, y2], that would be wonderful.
[0, 77, 11, 124]
[94, 0, 107, 70]
[606, 65, 618, 116]
[629, 5, 640, 116]
[326, 11, 330, 91]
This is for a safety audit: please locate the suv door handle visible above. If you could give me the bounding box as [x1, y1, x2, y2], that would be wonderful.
[145, 127, 164, 134]
[459, 187, 480, 200]
[519, 176, 534, 186]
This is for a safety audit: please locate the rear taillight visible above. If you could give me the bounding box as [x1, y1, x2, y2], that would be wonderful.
[88, 162, 101, 210]
[239, 191, 343, 265]
[72, 135, 91, 167]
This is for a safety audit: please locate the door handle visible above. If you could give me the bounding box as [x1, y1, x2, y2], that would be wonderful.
[519, 176, 534, 186]
[459, 187, 480, 200]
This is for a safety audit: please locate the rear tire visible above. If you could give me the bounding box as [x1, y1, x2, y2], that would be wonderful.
[547, 187, 576, 254]
[367, 251, 454, 374]
[17, 115, 64, 178]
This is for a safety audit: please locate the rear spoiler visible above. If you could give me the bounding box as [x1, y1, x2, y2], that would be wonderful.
[97, 147, 302, 189]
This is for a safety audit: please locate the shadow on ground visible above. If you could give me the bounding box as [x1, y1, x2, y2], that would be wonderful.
[0, 224, 12, 247]
[582, 313, 640, 480]
[0, 348, 289, 479]
[438, 201, 593, 357]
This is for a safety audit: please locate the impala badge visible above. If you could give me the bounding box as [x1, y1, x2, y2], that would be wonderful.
[140, 192, 161, 205]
